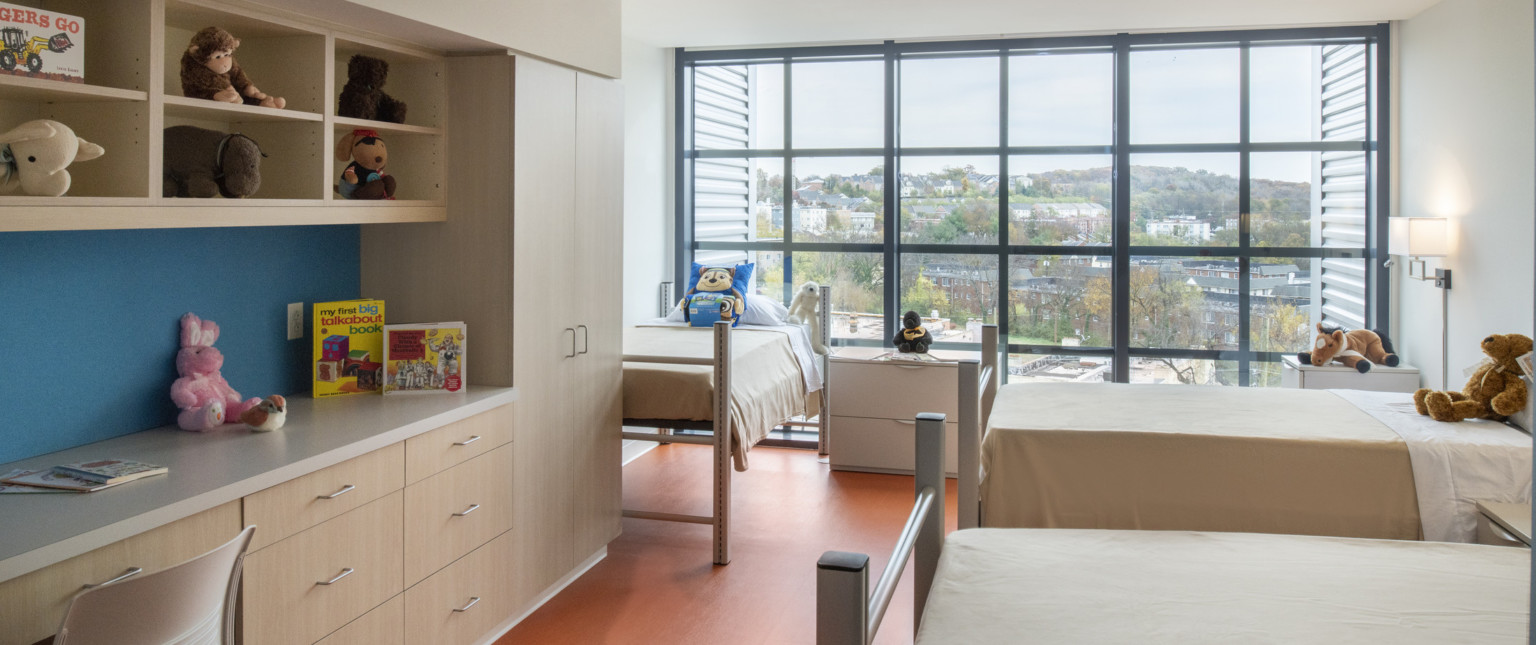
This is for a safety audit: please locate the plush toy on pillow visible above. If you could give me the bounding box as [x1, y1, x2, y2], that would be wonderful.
[169, 312, 262, 431]
[1297, 323, 1399, 373]
[680, 262, 752, 327]
[1413, 333, 1532, 422]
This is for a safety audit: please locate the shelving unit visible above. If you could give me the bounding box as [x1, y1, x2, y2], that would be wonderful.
[0, 0, 449, 230]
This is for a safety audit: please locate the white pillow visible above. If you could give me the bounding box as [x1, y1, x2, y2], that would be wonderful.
[665, 293, 788, 326]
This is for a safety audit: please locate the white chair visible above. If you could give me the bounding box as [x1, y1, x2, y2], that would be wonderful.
[53, 525, 255, 645]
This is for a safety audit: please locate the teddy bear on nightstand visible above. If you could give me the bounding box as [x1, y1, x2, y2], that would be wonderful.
[1414, 333, 1533, 422]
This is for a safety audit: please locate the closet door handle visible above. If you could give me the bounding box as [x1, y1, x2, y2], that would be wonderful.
[577, 325, 589, 355]
[83, 567, 142, 589]
[564, 328, 576, 358]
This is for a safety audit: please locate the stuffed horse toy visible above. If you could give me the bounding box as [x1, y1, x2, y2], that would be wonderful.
[787, 281, 828, 355]
[1297, 323, 1399, 373]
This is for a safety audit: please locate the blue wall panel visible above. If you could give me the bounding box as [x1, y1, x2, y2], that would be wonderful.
[0, 225, 360, 463]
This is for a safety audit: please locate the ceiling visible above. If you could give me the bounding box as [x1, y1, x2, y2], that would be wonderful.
[623, 0, 1441, 48]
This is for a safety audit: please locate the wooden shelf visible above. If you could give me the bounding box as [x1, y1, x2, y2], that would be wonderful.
[0, 203, 446, 231]
[163, 95, 324, 123]
[333, 116, 443, 136]
[0, 75, 147, 104]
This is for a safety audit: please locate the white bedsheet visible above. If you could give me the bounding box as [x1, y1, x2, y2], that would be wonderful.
[1334, 389, 1532, 543]
[640, 319, 823, 392]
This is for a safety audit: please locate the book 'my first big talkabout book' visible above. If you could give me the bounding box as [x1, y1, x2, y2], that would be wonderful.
[313, 299, 384, 397]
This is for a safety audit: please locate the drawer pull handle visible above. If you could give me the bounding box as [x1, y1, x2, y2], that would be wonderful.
[453, 596, 481, 613]
[1491, 522, 1523, 543]
[317, 484, 356, 500]
[894, 419, 916, 425]
[453, 504, 482, 517]
[894, 364, 928, 370]
[83, 567, 142, 589]
[316, 568, 355, 586]
[453, 435, 483, 446]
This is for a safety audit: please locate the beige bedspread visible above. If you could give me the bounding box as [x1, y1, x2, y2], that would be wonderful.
[623, 326, 815, 471]
[916, 529, 1529, 644]
[981, 383, 1422, 539]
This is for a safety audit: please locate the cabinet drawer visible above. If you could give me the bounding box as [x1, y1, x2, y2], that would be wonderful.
[1477, 512, 1530, 548]
[404, 531, 516, 645]
[831, 360, 959, 421]
[244, 443, 404, 551]
[242, 491, 404, 645]
[404, 444, 515, 585]
[829, 416, 958, 477]
[406, 404, 514, 484]
[316, 594, 404, 645]
[0, 501, 241, 645]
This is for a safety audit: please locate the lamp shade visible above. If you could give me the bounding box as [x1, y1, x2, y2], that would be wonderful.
[1388, 217, 1450, 257]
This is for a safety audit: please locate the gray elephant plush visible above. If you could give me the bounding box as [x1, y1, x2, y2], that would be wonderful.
[163, 126, 266, 198]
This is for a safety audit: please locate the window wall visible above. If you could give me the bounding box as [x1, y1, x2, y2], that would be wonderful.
[677, 27, 1388, 385]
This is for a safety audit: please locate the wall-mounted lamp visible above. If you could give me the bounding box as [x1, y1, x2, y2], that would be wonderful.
[1389, 217, 1452, 288]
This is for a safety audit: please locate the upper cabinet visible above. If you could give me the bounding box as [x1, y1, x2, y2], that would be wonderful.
[0, 0, 458, 231]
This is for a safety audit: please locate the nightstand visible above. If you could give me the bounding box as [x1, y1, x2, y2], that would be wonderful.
[1474, 501, 1532, 548]
[828, 349, 969, 477]
[1280, 355, 1420, 392]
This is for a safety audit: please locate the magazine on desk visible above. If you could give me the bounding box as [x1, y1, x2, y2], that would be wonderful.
[0, 469, 72, 493]
[0, 469, 125, 492]
[52, 459, 167, 484]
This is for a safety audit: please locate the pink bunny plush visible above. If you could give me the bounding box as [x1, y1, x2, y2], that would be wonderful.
[169, 312, 261, 431]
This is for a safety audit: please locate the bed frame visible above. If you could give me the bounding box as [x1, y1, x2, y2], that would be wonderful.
[815, 326, 997, 643]
[620, 285, 834, 565]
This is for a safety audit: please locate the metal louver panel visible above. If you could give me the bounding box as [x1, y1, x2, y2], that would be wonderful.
[691, 65, 754, 267]
[1313, 44, 1368, 330]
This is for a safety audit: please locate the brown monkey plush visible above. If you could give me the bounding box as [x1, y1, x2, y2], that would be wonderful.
[180, 27, 286, 109]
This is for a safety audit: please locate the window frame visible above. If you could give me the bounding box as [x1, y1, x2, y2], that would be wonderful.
[675, 25, 1391, 386]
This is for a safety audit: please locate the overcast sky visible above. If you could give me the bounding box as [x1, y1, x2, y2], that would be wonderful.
[742, 46, 1333, 183]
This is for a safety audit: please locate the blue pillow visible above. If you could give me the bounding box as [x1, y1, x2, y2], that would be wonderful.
[682, 262, 753, 326]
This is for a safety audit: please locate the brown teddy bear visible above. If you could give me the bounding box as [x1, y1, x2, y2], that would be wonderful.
[335, 129, 395, 200]
[180, 26, 285, 109]
[337, 55, 408, 124]
[1414, 333, 1533, 422]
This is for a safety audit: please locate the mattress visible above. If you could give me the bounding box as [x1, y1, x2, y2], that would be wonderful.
[916, 529, 1529, 644]
[980, 383, 1423, 539]
[623, 324, 819, 471]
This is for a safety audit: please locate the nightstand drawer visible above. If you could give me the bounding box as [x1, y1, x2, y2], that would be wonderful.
[242, 491, 405, 645]
[831, 360, 959, 420]
[403, 444, 515, 585]
[1477, 512, 1530, 548]
[829, 415, 958, 477]
[244, 442, 405, 551]
[405, 404, 514, 484]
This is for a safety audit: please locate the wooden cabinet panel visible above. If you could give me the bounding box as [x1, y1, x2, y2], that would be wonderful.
[828, 416, 960, 477]
[0, 501, 241, 645]
[243, 443, 404, 551]
[316, 594, 405, 645]
[404, 444, 515, 585]
[830, 360, 961, 421]
[572, 70, 624, 557]
[242, 492, 404, 645]
[405, 404, 515, 485]
[403, 531, 517, 645]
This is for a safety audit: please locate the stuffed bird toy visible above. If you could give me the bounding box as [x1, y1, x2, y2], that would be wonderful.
[240, 394, 287, 432]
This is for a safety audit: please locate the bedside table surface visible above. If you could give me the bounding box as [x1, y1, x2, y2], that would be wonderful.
[1281, 355, 1419, 373]
[1476, 501, 1532, 544]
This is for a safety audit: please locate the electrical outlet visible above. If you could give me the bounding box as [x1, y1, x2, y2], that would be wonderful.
[287, 302, 304, 340]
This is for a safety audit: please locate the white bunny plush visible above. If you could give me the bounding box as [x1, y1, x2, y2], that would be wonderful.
[787, 281, 828, 355]
[0, 119, 105, 196]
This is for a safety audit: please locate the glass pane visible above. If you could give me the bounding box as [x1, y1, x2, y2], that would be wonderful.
[1008, 52, 1113, 146]
[1129, 358, 1238, 385]
[1008, 155, 1112, 245]
[752, 248, 786, 301]
[1249, 46, 1313, 142]
[792, 157, 884, 243]
[1009, 352, 1112, 383]
[900, 254, 999, 340]
[1008, 255, 1112, 347]
[1251, 151, 1322, 248]
[792, 60, 884, 149]
[693, 157, 781, 245]
[794, 251, 884, 342]
[1130, 48, 1239, 144]
[900, 55, 999, 148]
[750, 63, 784, 149]
[899, 156, 999, 244]
[1130, 153, 1239, 247]
[1127, 256, 1239, 352]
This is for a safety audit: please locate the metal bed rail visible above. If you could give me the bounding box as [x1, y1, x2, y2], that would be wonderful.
[815, 412, 946, 645]
[957, 324, 998, 530]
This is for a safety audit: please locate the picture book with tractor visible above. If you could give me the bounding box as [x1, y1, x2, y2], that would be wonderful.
[382, 322, 466, 395]
[313, 299, 385, 397]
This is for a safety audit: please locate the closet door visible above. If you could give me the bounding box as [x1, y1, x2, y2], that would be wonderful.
[510, 56, 579, 597]
[571, 72, 625, 557]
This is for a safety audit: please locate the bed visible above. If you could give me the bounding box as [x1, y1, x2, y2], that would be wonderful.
[620, 286, 831, 565]
[815, 414, 1531, 645]
[955, 325, 1532, 543]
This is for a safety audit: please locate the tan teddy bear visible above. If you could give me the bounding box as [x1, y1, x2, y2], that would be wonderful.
[1413, 333, 1532, 422]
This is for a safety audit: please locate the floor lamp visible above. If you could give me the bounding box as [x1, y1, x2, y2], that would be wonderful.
[1389, 217, 1452, 388]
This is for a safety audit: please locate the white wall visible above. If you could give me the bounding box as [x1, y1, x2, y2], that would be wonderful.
[1396, 0, 1534, 389]
[620, 39, 675, 325]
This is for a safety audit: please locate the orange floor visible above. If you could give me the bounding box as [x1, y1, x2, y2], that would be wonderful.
[498, 442, 958, 645]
